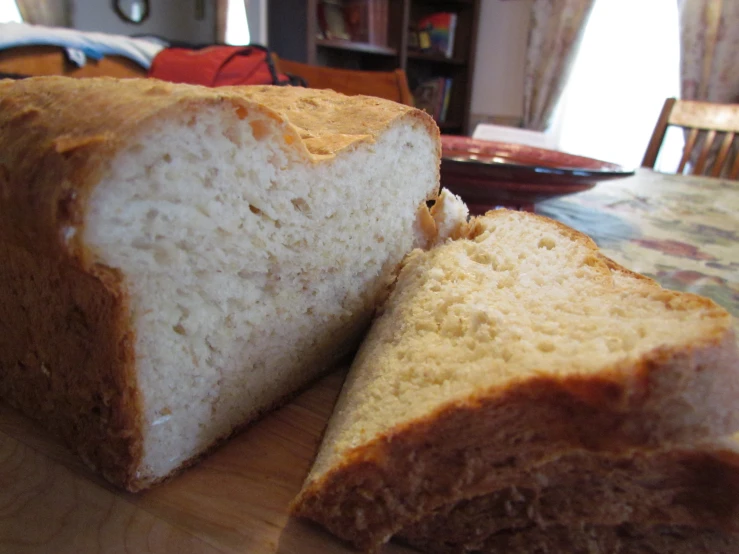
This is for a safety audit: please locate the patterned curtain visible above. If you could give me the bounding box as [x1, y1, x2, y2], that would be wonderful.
[15, 0, 72, 27]
[680, 0, 739, 102]
[522, 0, 595, 131]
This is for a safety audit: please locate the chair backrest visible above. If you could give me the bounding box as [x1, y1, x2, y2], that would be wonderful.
[272, 55, 413, 106]
[642, 97, 739, 179]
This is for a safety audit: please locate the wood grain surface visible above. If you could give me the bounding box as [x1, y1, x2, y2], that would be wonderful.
[0, 369, 413, 554]
[0, 46, 147, 79]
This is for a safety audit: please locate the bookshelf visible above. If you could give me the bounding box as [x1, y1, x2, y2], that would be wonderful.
[267, 0, 481, 135]
[316, 38, 397, 56]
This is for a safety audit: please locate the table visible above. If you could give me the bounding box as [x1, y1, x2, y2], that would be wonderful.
[538, 168, 739, 324]
[0, 366, 414, 554]
[1, 169, 737, 554]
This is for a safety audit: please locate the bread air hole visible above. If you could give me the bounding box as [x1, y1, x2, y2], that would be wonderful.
[537, 340, 555, 353]
[249, 119, 270, 140]
[291, 197, 311, 215]
[471, 250, 495, 266]
[538, 236, 556, 250]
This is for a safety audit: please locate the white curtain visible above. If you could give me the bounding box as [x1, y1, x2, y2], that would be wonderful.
[551, 0, 683, 169]
[217, 0, 251, 45]
[15, 0, 71, 27]
[0, 0, 22, 23]
[521, 0, 595, 131]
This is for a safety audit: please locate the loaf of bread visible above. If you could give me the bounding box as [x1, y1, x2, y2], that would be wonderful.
[291, 209, 739, 550]
[404, 523, 739, 554]
[399, 432, 739, 552]
[0, 76, 446, 491]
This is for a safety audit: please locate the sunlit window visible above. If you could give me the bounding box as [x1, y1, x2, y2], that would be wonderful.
[225, 0, 250, 46]
[0, 0, 22, 23]
[551, 0, 683, 170]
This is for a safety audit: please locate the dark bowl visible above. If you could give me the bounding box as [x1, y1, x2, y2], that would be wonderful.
[440, 135, 635, 213]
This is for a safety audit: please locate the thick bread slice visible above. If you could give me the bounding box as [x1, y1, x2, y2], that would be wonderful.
[0, 77, 442, 491]
[403, 523, 739, 554]
[291, 209, 739, 550]
[399, 432, 739, 552]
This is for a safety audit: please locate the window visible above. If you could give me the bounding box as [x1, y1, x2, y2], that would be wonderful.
[551, 0, 683, 170]
[0, 0, 22, 23]
[225, 0, 250, 46]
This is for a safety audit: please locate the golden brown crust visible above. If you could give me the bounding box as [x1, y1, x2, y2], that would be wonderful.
[0, 240, 143, 489]
[234, 85, 440, 162]
[400, 524, 739, 554]
[0, 77, 438, 490]
[293, 327, 739, 550]
[398, 434, 739, 550]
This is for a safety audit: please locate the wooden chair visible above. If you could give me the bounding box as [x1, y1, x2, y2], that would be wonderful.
[642, 97, 739, 179]
[272, 55, 413, 106]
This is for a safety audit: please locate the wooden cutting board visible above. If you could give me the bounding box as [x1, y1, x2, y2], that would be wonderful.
[0, 369, 414, 554]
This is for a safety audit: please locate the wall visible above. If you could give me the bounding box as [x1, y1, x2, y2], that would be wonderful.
[70, 0, 527, 128]
[73, 0, 216, 43]
[469, 0, 532, 129]
[247, 0, 268, 44]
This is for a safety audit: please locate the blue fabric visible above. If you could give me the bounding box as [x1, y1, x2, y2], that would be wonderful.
[0, 22, 166, 68]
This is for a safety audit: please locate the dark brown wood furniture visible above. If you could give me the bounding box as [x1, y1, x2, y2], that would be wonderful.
[642, 97, 739, 179]
[267, 0, 481, 135]
[274, 54, 413, 105]
[0, 45, 147, 79]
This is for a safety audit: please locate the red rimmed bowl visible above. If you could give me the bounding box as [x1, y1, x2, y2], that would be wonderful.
[440, 135, 635, 213]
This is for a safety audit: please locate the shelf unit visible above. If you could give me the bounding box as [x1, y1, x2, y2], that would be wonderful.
[267, 0, 481, 135]
[316, 38, 397, 56]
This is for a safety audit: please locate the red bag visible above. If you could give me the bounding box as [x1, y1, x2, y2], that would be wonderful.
[148, 44, 300, 87]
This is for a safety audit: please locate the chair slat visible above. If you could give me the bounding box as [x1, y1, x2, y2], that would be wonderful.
[711, 131, 735, 177]
[670, 99, 739, 132]
[678, 128, 699, 174]
[730, 149, 739, 180]
[693, 129, 716, 175]
[641, 98, 676, 168]
[644, 98, 739, 181]
[271, 55, 413, 107]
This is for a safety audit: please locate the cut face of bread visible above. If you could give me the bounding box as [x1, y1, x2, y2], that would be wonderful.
[84, 93, 438, 485]
[291, 209, 739, 550]
[0, 78, 440, 490]
[398, 432, 739, 552]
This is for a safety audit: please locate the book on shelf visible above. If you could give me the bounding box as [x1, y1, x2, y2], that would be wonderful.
[344, 0, 388, 46]
[416, 12, 457, 58]
[317, 0, 388, 46]
[413, 77, 453, 123]
[317, 0, 350, 40]
[440, 77, 453, 122]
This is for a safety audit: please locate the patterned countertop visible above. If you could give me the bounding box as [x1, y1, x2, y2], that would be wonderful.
[537, 168, 739, 324]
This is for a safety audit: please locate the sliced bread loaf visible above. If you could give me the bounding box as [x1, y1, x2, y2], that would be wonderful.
[0, 77, 444, 491]
[399, 432, 739, 552]
[291, 209, 739, 550]
[404, 523, 739, 554]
